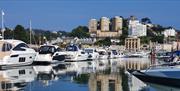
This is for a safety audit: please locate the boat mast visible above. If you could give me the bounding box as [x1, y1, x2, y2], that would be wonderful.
[30, 20, 32, 44]
[1, 10, 5, 39]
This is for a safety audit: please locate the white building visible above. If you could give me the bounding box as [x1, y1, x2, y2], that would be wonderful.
[163, 28, 176, 37]
[128, 20, 147, 37]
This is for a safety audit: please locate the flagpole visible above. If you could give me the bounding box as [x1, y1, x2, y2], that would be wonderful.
[30, 20, 32, 44]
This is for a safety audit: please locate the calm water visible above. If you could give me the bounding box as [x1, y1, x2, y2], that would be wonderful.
[0, 58, 179, 91]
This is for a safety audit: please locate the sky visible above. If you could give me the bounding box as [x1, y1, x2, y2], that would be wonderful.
[0, 0, 180, 31]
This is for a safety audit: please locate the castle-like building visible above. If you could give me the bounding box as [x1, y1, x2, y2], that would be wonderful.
[88, 16, 123, 38]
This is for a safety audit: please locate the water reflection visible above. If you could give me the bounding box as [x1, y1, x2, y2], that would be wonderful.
[88, 68, 122, 91]
[110, 58, 151, 70]
[0, 66, 36, 91]
[0, 58, 175, 91]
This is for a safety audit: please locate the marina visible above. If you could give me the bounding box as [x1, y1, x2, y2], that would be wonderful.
[0, 37, 180, 91]
[0, 54, 179, 91]
[1, 0, 180, 90]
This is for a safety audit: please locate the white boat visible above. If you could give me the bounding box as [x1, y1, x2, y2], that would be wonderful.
[96, 49, 108, 59]
[54, 44, 88, 62]
[126, 51, 149, 58]
[155, 50, 171, 59]
[0, 39, 36, 68]
[108, 50, 125, 59]
[84, 48, 99, 60]
[35, 45, 65, 63]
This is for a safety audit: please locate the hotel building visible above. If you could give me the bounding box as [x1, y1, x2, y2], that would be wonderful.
[125, 37, 141, 51]
[88, 16, 123, 38]
[128, 20, 147, 37]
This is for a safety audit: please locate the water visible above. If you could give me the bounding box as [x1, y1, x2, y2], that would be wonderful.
[0, 58, 179, 91]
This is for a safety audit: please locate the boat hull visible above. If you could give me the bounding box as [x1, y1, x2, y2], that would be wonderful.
[0, 53, 36, 69]
[132, 71, 180, 87]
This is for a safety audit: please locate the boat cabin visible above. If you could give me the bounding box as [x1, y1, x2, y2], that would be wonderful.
[0, 40, 29, 59]
[39, 45, 60, 55]
[66, 44, 79, 51]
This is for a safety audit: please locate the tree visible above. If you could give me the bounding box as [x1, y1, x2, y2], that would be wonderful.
[57, 30, 69, 37]
[118, 28, 128, 45]
[94, 37, 111, 46]
[139, 36, 150, 44]
[122, 18, 129, 28]
[14, 25, 29, 43]
[151, 24, 165, 34]
[4, 27, 13, 39]
[141, 17, 152, 24]
[151, 35, 164, 43]
[70, 26, 90, 38]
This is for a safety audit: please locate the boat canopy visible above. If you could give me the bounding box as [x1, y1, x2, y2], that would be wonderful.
[112, 50, 118, 55]
[66, 45, 78, 51]
[173, 51, 180, 56]
[39, 45, 60, 54]
[84, 48, 94, 53]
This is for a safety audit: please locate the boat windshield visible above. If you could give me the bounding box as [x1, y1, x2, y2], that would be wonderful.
[99, 51, 106, 55]
[66, 45, 78, 51]
[112, 50, 118, 55]
[84, 49, 93, 53]
[39, 46, 56, 54]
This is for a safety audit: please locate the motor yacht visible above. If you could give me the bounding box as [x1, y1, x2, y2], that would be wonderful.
[84, 48, 99, 60]
[35, 45, 65, 63]
[156, 50, 171, 59]
[96, 49, 108, 59]
[126, 51, 149, 58]
[0, 39, 36, 68]
[54, 44, 88, 61]
[130, 65, 180, 87]
[108, 50, 125, 59]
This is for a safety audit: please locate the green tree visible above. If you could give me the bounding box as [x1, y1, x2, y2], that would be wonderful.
[139, 36, 150, 44]
[118, 27, 128, 45]
[94, 37, 111, 46]
[4, 27, 13, 39]
[151, 25, 165, 34]
[70, 26, 90, 38]
[14, 25, 29, 43]
[151, 35, 164, 43]
[141, 17, 152, 24]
